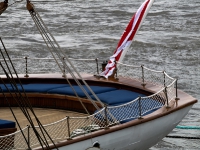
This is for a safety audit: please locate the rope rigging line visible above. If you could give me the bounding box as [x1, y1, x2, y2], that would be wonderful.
[0, 37, 60, 150]
[166, 125, 200, 139]
[29, 10, 91, 114]
[26, 0, 119, 123]
[0, 40, 49, 150]
[26, 0, 104, 110]
[176, 125, 200, 130]
[31, 9, 94, 114]
[0, 79, 31, 149]
[0, 37, 58, 150]
[0, 52, 49, 150]
[166, 135, 200, 139]
[0, 0, 24, 15]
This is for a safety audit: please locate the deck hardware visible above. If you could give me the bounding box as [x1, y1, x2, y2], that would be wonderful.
[163, 71, 166, 87]
[27, 125, 31, 149]
[141, 65, 146, 87]
[24, 56, 29, 78]
[62, 57, 66, 77]
[115, 61, 119, 80]
[138, 96, 143, 119]
[95, 58, 99, 75]
[175, 79, 180, 101]
[66, 116, 72, 140]
[164, 87, 170, 108]
[104, 105, 109, 129]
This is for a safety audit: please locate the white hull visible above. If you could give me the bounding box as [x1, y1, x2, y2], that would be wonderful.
[56, 105, 192, 150]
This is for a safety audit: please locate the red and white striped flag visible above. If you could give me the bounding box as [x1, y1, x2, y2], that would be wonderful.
[101, 0, 154, 78]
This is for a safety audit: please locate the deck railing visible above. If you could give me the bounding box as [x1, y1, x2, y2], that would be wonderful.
[116, 62, 175, 88]
[0, 81, 176, 149]
[0, 57, 178, 149]
[0, 57, 175, 87]
[0, 57, 99, 76]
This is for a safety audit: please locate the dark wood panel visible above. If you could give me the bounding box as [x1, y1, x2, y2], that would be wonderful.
[0, 93, 100, 114]
[0, 128, 17, 149]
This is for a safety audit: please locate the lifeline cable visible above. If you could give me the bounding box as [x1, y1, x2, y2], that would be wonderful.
[0, 61, 48, 150]
[0, 37, 57, 149]
[29, 11, 91, 114]
[27, 0, 119, 123]
[176, 125, 200, 130]
[166, 135, 200, 139]
[0, 82, 31, 149]
[0, 52, 48, 150]
[26, 0, 105, 109]
[27, 0, 117, 121]
[29, 5, 101, 111]
[0, 37, 57, 150]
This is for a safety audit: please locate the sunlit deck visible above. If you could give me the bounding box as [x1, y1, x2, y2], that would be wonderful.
[0, 107, 87, 130]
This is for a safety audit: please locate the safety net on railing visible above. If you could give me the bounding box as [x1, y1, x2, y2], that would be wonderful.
[0, 57, 99, 75]
[0, 58, 177, 149]
[116, 62, 175, 87]
[0, 81, 176, 149]
[0, 126, 29, 149]
[0, 57, 175, 89]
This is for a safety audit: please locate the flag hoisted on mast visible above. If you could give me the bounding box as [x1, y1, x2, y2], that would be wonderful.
[101, 0, 154, 78]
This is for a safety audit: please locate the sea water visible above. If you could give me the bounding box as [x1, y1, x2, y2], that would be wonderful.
[0, 0, 200, 149]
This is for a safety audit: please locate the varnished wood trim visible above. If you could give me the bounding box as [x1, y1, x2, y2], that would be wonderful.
[0, 127, 17, 136]
[0, 74, 197, 149]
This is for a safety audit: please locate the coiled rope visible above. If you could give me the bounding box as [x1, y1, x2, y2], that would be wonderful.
[166, 125, 200, 139]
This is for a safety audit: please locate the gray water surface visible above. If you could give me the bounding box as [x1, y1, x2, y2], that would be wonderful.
[0, 0, 200, 149]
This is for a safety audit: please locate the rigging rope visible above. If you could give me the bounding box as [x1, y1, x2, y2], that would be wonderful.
[0, 0, 24, 15]
[176, 125, 200, 130]
[0, 81, 31, 149]
[0, 37, 57, 150]
[30, 10, 91, 114]
[166, 135, 200, 139]
[166, 125, 200, 139]
[26, 0, 104, 110]
[26, 0, 119, 123]
[0, 49, 47, 150]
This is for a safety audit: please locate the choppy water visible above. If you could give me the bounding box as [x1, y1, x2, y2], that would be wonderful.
[0, 0, 200, 149]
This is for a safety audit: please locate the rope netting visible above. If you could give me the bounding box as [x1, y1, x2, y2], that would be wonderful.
[0, 57, 98, 75]
[116, 63, 143, 82]
[0, 57, 177, 149]
[0, 0, 179, 148]
[0, 127, 29, 149]
[0, 81, 176, 149]
[117, 62, 175, 87]
[0, 57, 175, 89]
[68, 58, 99, 75]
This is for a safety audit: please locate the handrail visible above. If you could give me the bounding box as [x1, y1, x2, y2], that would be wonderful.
[0, 57, 175, 88]
[0, 57, 178, 149]
[116, 61, 175, 87]
[0, 126, 29, 138]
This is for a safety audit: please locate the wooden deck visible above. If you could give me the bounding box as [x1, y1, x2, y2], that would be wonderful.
[0, 73, 197, 150]
[0, 107, 87, 130]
